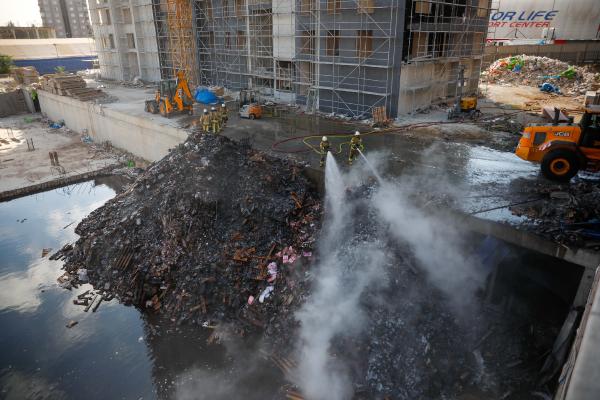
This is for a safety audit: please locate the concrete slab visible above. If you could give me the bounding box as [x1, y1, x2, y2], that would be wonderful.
[0, 114, 119, 196]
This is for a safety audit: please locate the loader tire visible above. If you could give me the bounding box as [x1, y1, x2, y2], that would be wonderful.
[159, 100, 168, 118]
[541, 149, 580, 182]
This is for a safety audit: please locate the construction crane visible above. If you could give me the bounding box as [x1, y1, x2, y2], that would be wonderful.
[515, 91, 600, 181]
[145, 71, 193, 118]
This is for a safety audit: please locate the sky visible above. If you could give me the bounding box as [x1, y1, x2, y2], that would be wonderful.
[1, 0, 43, 26]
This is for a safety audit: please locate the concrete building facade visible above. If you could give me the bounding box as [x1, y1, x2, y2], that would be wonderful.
[90, 0, 490, 116]
[38, 0, 92, 38]
[0, 26, 56, 39]
[88, 0, 161, 81]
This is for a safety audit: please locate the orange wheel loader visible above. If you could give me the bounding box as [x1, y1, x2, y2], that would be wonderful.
[145, 71, 194, 118]
[515, 91, 600, 181]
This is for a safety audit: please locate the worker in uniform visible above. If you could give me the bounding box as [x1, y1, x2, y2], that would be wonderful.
[319, 136, 330, 167]
[201, 108, 210, 133]
[220, 103, 228, 127]
[210, 106, 220, 134]
[348, 131, 363, 165]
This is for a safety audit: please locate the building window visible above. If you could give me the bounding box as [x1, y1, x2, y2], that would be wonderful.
[104, 9, 111, 25]
[109, 33, 115, 49]
[414, 0, 431, 14]
[225, 32, 231, 49]
[358, 0, 374, 14]
[327, 0, 341, 14]
[236, 30, 246, 48]
[326, 30, 339, 56]
[300, 30, 314, 55]
[356, 30, 372, 58]
[300, 0, 313, 13]
[235, 0, 244, 16]
[477, 0, 489, 18]
[127, 33, 135, 48]
[122, 7, 132, 24]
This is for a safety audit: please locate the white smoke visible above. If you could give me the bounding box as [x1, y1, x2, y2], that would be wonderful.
[293, 149, 484, 399]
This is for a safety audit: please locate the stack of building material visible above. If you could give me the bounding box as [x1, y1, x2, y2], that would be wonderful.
[11, 66, 40, 85]
[40, 74, 108, 101]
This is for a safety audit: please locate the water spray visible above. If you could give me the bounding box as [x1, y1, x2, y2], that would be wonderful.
[357, 149, 384, 184]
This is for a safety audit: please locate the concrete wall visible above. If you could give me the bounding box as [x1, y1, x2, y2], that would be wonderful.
[38, 91, 188, 161]
[0, 90, 28, 118]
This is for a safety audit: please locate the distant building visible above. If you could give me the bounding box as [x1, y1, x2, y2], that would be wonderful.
[38, 0, 92, 38]
[88, 0, 161, 82]
[0, 26, 56, 39]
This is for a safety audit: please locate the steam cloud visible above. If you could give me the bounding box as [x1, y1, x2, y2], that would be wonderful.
[293, 149, 484, 399]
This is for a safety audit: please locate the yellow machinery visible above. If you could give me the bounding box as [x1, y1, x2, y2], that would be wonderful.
[145, 71, 193, 118]
[448, 66, 480, 120]
[515, 91, 600, 181]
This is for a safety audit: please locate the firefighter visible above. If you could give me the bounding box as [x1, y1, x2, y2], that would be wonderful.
[210, 106, 220, 134]
[319, 136, 330, 167]
[201, 108, 210, 133]
[348, 131, 363, 165]
[220, 103, 228, 126]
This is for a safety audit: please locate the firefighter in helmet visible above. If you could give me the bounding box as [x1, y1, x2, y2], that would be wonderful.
[319, 136, 330, 167]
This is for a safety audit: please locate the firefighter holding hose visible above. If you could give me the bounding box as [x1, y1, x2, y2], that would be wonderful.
[319, 136, 330, 167]
[201, 109, 210, 133]
[348, 131, 363, 165]
[220, 103, 228, 127]
[210, 106, 221, 134]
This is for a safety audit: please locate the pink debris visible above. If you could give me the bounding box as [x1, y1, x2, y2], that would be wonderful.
[248, 295, 255, 305]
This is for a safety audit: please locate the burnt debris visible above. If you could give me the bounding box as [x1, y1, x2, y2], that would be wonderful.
[54, 133, 321, 333]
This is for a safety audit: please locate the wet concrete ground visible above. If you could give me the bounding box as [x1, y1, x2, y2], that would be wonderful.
[220, 111, 540, 224]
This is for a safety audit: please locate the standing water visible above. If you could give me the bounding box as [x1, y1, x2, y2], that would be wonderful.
[0, 179, 283, 400]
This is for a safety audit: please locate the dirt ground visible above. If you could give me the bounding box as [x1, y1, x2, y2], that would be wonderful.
[0, 114, 120, 194]
[482, 84, 586, 118]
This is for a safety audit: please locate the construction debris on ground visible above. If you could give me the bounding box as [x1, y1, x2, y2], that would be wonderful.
[53, 134, 320, 335]
[484, 55, 600, 96]
[39, 73, 109, 102]
[510, 179, 600, 247]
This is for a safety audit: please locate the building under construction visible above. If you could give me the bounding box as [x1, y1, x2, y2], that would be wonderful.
[91, 0, 491, 116]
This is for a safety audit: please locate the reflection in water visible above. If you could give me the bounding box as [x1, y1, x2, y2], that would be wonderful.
[0, 180, 155, 400]
[0, 178, 284, 400]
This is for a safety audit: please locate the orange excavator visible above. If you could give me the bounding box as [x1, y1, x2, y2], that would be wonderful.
[515, 91, 600, 181]
[145, 71, 193, 118]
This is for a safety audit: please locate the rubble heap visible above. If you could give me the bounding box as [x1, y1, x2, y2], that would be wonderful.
[510, 179, 600, 246]
[484, 55, 600, 96]
[40, 73, 108, 101]
[55, 134, 320, 331]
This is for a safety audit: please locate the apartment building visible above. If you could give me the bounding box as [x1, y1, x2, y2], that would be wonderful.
[88, 0, 161, 81]
[38, 0, 92, 38]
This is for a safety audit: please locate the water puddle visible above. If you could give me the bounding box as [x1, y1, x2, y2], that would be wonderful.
[0, 179, 281, 400]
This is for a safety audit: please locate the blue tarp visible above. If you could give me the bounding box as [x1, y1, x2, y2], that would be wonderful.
[540, 82, 561, 94]
[13, 56, 96, 74]
[194, 88, 218, 104]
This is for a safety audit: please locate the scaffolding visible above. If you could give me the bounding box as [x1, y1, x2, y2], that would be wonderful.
[399, 0, 493, 113]
[87, 0, 498, 117]
[153, 0, 200, 84]
[193, 0, 401, 117]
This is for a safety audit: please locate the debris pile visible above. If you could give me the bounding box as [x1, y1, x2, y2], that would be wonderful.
[11, 66, 39, 85]
[510, 180, 600, 246]
[54, 134, 320, 333]
[484, 55, 600, 96]
[40, 73, 109, 101]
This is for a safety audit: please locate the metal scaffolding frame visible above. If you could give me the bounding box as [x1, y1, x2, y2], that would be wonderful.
[294, 0, 401, 117]
[398, 0, 493, 114]
[152, 0, 200, 84]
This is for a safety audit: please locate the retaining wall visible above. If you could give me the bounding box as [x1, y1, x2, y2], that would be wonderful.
[38, 90, 188, 161]
[0, 89, 28, 117]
